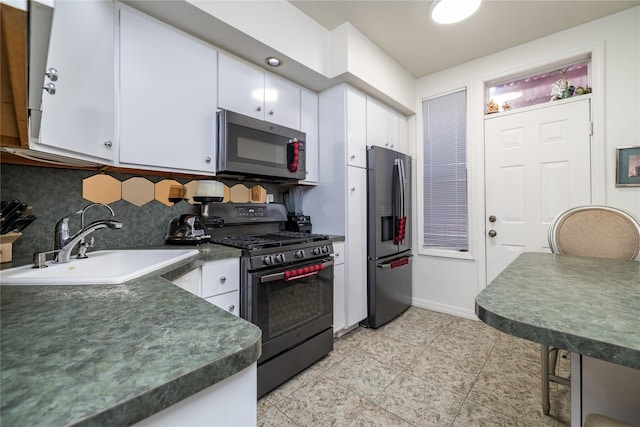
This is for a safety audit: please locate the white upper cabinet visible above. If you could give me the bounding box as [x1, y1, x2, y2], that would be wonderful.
[37, 0, 115, 162]
[218, 52, 301, 130]
[218, 52, 265, 121]
[388, 108, 408, 154]
[365, 98, 388, 149]
[366, 97, 408, 154]
[118, 7, 218, 174]
[346, 89, 367, 168]
[300, 88, 318, 184]
[264, 74, 301, 129]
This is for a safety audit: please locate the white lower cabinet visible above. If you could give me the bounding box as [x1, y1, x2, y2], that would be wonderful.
[345, 167, 368, 327]
[133, 363, 256, 426]
[171, 258, 239, 316]
[332, 242, 346, 336]
[170, 267, 200, 296]
[306, 84, 369, 335]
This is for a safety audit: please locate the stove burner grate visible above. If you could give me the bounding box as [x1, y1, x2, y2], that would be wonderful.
[211, 231, 329, 251]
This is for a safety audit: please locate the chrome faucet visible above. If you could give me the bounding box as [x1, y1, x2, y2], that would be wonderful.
[53, 203, 122, 263]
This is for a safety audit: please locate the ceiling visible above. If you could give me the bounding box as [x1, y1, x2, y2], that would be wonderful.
[289, 0, 640, 78]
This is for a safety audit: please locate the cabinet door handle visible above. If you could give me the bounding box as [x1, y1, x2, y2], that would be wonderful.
[268, 110, 274, 115]
[350, 155, 355, 160]
[228, 304, 235, 312]
[43, 83, 56, 95]
[45, 67, 58, 82]
[104, 141, 113, 148]
[256, 106, 262, 112]
[220, 276, 226, 283]
[205, 156, 211, 163]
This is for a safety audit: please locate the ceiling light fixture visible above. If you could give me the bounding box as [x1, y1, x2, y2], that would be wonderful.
[430, 0, 481, 24]
[265, 57, 282, 67]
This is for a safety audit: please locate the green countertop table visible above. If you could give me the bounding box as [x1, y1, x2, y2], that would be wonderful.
[475, 252, 640, 369]
[475, 252, 640, 425]
[1, 245, 261, 426]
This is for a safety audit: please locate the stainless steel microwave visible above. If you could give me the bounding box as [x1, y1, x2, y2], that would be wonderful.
[217, 109, 306, 181]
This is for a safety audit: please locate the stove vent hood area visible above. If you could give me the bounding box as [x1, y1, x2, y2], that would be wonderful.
[0, 1, 100, 168]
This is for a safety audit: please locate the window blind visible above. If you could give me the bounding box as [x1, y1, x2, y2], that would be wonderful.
[422, 89, 468, 250]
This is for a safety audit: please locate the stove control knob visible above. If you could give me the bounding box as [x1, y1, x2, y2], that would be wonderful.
[294, 250, 305, 259]
[263, 255, 274, 266]
[321, 246, 329, 254]
[312, 247, 320, 255]
[274, 253, 285, 263]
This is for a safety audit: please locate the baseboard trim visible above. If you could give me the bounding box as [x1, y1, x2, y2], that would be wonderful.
[411, 297, 478, 320]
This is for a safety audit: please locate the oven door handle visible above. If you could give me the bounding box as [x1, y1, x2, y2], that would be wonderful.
[260, 259, 334, 284]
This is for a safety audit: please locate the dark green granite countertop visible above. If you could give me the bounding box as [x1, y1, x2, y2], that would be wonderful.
[1, 245, 262, 427]
[475, 252, 640, 370]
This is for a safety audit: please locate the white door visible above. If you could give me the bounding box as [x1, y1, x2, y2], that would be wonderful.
[485, 98, 592, 284]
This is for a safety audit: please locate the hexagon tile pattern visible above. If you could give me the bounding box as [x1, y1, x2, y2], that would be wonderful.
[122, 177, 154, 207]
[155, 179, 182, 207]
[83, 174, 122, 204]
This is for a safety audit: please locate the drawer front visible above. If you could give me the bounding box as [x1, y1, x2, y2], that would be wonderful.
[202, 258, 240, 298]
[205, 291, 239, 316]
[332, 242, 345, 265]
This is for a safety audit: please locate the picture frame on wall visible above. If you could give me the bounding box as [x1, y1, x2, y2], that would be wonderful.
[616, 146, 640, 187]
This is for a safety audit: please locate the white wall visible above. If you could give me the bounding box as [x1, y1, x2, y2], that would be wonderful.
[185, 0, 415, 113]
[412, 7, 640, 319]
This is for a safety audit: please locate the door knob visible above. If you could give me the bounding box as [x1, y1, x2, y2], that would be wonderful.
[489, 215, 496, 222]
[488, 229, 497, 238]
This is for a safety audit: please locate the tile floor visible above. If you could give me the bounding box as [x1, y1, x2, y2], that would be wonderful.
[258, 307, 571, 426]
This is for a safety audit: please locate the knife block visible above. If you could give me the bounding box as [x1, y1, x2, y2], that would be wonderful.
[0, 231, 22, 263]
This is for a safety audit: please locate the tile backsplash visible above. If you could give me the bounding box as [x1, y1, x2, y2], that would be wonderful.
[0, 164, 284, 262]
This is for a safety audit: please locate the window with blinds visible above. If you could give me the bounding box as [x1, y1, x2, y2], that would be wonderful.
[422, 89, 468, 251]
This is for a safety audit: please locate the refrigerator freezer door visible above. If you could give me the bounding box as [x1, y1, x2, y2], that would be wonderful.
[367, 146, 412, 259]
[363, 251, 412, 328]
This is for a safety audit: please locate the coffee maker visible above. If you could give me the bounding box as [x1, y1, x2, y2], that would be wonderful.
[284, 188, 312, 233]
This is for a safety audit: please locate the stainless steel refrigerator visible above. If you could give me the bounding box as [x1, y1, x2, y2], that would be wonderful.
[362, 146, 412, 329]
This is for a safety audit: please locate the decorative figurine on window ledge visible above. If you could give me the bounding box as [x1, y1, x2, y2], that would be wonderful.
[486, 99, 499, 114]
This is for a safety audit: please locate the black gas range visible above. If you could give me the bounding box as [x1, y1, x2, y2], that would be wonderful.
[211, 231, 332, 270]
[206, 204, 334, 398]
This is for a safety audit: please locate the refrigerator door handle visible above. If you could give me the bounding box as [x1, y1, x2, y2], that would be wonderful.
[377, 254, 413, 269]
[394, 158, 407, 243]
[399, 158, 406, 219]
[393, 158, 404, 219]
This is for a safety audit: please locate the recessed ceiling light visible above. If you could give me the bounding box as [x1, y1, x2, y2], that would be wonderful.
[265, 57, 282, 67]
[430, 0, 481, 24]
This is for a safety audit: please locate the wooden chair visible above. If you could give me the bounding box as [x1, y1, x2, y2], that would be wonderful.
[542, 205, 640, 415]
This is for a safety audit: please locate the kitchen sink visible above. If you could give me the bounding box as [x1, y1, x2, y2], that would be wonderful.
[0, 249, 199, 285]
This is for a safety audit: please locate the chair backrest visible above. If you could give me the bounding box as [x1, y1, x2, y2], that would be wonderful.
[548, 205, 640, 261]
